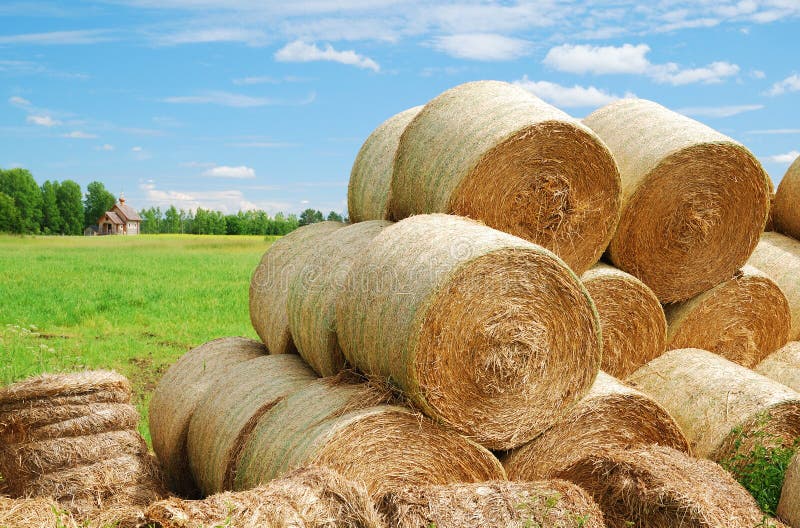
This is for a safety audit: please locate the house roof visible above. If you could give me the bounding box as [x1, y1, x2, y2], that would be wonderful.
[104, 211, 124, 225]
[114, 202, 141, 222]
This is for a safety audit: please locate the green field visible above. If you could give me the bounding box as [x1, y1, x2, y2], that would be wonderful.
[0, 234, 274, 444]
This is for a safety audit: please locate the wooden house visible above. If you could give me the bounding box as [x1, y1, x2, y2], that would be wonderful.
[97, 196, 141, 235]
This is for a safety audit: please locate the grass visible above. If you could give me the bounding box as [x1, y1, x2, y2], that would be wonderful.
[0, 234, 275, 445]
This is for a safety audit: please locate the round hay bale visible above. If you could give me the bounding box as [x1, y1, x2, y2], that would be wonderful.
[149, 336, 266, 498]
[0, 370, 131, 410]
[583, 99, 771, 303]
[581, 263, 666, 377]
[390, 80, 621, 274]
[557, 445, 781, 528]
[349, 106, 423, 223]
[0, 403, 140, 443]
[378, 479, 604, 528]
[234, 377, 506, 496]
[0, 389, 132, 412]
[0, 497, 78, 528]
[779, 452, 800, 527]
[250, 221, 346, 355]
[146, 466, 384, 528]
[757, 342, 800, 393]
[774, 155, 800, 240]
[748, 232, 800, 339]
[187, 354, 317, 496]
[336, 214, 601, 450]
[664, 265, 791, 367]
[504, 371, 689, 481]
[626, 348, 800, 461]
[287, 220, 391, 376]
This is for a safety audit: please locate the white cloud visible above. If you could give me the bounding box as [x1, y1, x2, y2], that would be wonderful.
[766, 150, 800, 163]
[154, 27, 269, 46]
[9, 96, 31, 107]
[139, 181, 289, 213]
[543, 43, 739, 85]
[230, 141, 298, 148]
[677, 104, 764, 118]
[26, 115, 60, 127]
[0, 30, 112, 45]
[202, 165, 256, 179]
[132, 146, 143, 151]
[62, 131, 97, 138]
[513, 76, 629, 108]
[766, 74, 800, 96]
[430, 33, 532, 61]
[751, 70, 766, 79]
[747, 129, 800, 135]
[274, 40, 379, 72]
[180, 161, 215, 168]
[162, 91, 275, 107]
[96, 144, 115, 151]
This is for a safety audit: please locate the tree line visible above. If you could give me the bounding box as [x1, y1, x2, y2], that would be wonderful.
[0, 167, 345, 236]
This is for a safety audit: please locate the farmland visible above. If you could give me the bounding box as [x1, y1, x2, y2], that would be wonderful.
[0, 234, 273, 444]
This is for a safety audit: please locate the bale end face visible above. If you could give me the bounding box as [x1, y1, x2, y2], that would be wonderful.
[773, 155, 800, 240]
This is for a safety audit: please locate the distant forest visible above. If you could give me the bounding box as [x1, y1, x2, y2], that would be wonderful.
[0, 167, 344, 235]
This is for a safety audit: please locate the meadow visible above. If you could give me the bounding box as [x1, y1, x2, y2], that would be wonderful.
[0, 234, 275, 444]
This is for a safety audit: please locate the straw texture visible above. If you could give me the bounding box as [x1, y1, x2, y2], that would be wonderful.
[766, 191, 776, 232]
[748, 232, 800, 339]
[234, 377, 506, 496]
[558, 445, 783, 528]
[250, 221, 346, 355]
[581, 263, 667, 377]
[0, 403, 140, 443]
[288, 220, 391, 376]
[146, 466, 385, 528]
[584, 99, 770, 302]
[779, 452, 799, 527]
[774, 155, 800, 240]
[349, 106, 423, 223]
[187, 354, 317, 496]
[626, 348, 800, 461]
[664, 265, 791, 367]
[390, 80, 621, 274]
[0, 371, 131, 410]
[379, 480, 605, 528]
[504, 371, 689, 481]
[336, 214, 601, 450]
[149, 336, 266, 497]
[0, 498, 148, 528]
[756, 342, 800, 393]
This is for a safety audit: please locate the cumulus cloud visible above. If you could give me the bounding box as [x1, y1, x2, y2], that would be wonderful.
[202, 165, 256, 179]
[766, 150, 800, 163]
[513, 76, 630, 108]
[62, 131, 97, 138]
[139, 181, 289, 213]
[430, 33, 532, 61]
[26, 115, 60, 127]
[9, 96, 31, 107]
[766, 74, 800, 96]
[274, 40, 379, 72]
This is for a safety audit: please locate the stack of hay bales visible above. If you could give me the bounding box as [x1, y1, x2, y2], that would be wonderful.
[756, 342, 800, 392]
[146, 466, 385, 528]
[0, 371, 165, 523]
[780, 453, 799, 527]
[149, 336, 266, 497]
[748, 232, 800, 340]
[773, 155, 800, 240]
[583, 99, 770, 302]
[358, 80, 622, 274]
[336, 213, 602, 449]
[664, 265, 791, 367]
[581, 264, 666, 377]
[378, 480, 605, 528]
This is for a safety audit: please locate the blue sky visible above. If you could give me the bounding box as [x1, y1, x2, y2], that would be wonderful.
[0, 1, 798, 216]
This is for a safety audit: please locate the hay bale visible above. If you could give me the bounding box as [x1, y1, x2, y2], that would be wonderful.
[581, 263, 666, 377]
[664, 265, 791, 367]
[766, 191, 776, 231]
[149, 336, 266, 498]
[234, 377, 506, 496]
[146, 466, 384, 528]
[0, 496, 78, 528]
[583, 99, 770, 302]
[349, 106, 423, 223]
[336, 214, 601, 450]
[378, 479, 604, 528]
[757, 342, 800, 393]
[390, 80, 621, 274]
[287, 220, 391, 376]
[187, 354, 317, 496]
[626, 348, 800, 461]
[748, 232, 800, 339]
[779, 452, 800, 527]
[774, 155, 800, 240]
[558, 445, 782, 528]
[250, 221, 346, 355]
[503, 371, 689, 481]
[0, 403, 140, 443]
[0, 370, 131, 411]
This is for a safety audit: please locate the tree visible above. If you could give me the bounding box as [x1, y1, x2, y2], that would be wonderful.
[298, 208, 324, 226]
[57, 180, 84, 235]
[326, 211, 344, 222]
[41, 180, 62, 234]
[0, 192, 19, 233]
[164, 205, 180, 234]
[83, 181, 116, 228]
[0, 168, 43, 234]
